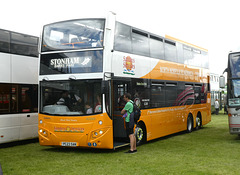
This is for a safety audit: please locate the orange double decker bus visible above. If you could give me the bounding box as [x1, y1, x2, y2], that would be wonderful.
[38, 12, 211, 149]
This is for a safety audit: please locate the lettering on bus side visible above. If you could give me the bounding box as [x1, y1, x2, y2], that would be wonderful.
[160, 67, 195, 77]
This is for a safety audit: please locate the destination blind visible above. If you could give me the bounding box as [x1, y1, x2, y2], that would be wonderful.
[40, 50, 103, 75]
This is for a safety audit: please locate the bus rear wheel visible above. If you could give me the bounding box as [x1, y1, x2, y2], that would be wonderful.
[187, 115, 193, 133]
[135, 123, 146, 146]
[195, 114, 202, 130]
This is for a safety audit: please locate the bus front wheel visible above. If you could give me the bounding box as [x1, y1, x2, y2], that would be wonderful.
[135, 123, 146, 146]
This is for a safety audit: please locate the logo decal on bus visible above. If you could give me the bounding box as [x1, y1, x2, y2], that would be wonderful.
[54, 126, 84, 133]
[123, 56, 135, 75]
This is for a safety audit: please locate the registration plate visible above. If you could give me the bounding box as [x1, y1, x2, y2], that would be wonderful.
[61, 142, 77, 147]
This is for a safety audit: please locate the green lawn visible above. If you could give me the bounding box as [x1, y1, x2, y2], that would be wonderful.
[1, 111, 240, 175]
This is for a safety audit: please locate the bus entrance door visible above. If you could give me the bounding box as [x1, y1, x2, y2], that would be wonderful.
[113, 81, 130, 148]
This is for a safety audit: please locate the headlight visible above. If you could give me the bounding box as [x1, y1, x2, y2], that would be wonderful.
[91, 128, 108, 140]
[39, 120, 43, 124]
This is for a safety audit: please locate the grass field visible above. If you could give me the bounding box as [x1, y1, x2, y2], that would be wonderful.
[1, 111, 240, 175]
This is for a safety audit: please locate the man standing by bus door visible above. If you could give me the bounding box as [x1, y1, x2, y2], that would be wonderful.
[121, 93, 137, 154]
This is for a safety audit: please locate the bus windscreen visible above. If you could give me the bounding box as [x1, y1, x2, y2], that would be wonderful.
[40, 80, 102, 116]
[42, 19, 105, 52]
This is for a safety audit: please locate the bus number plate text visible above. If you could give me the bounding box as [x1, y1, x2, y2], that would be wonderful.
[61, 142, 77, 147]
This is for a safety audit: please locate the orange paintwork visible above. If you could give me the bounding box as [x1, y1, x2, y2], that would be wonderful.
[137, 96, 211, 142]
[38, 112, 114, 149]
[138, 47, 211, 141]
[141, 59, 208, 83]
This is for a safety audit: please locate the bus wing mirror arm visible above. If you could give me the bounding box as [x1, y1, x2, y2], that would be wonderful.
[223, 68, 228, 74]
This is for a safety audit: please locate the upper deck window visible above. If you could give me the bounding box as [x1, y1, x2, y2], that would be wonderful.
[0, 29, 10, 53]
[132, 29, 150, 57]
[165, 40, 177, 62]
[11, 33, 38, 57]
[114, 22, 132, 53]
[42, 19, 105, 52]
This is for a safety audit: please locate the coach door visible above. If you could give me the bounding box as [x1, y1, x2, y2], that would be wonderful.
[112, 80, 131, 148]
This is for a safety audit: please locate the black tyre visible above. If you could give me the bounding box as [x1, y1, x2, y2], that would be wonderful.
[195, 114, 202, 130]
[135, 123, 146, 146]
[187, 116, 193, 133]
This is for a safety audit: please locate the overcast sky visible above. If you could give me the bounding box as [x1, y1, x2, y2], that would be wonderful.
[1, 0, 240, 76]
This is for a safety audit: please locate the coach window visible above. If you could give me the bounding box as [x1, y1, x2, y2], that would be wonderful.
[0, 30, 10, 53]
[132, 79, 150, 109]
[151, 82, 165, 108]
[114, 22, 132, 53]
[132, 29, 149, 57]
[165, 40, 177, 62]
[0, 84, 11, 114]
[149, 35, 164, 59]
[165, 83, 177, 107]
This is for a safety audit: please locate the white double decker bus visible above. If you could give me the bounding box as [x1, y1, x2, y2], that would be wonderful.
[0, 29, 39, 144]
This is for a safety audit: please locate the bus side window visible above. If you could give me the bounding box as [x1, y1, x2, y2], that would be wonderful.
[19, 85, 38, 113]
[11, 85, 18, 113]
[132, 29, 149, 57]
[194, 84, 202, 104]
[132, 79, 150, 109]
[165, 40, 177, 62]
[114, 22, 132, 53]
[0, 84, 11, 114]
[0, 29, 10, 53]
[166, 83, 177, 107]
[151, 82, 165, 108]
[149, 35, 164, 60]
[184, 84, 194, 105]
